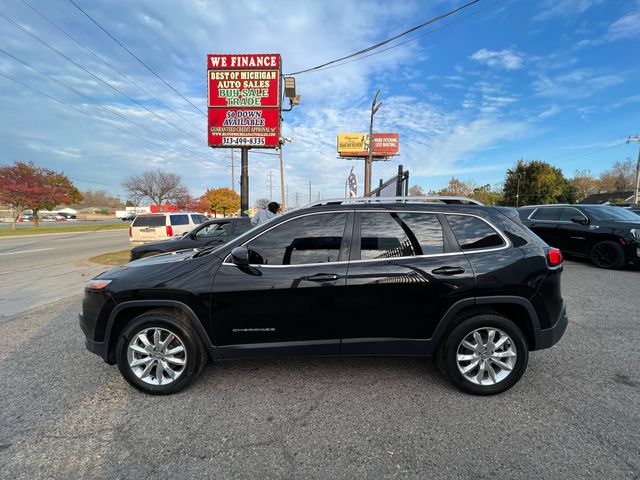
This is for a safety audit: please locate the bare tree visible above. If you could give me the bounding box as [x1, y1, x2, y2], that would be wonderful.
[255, 198, 270, 209]
[408, 185, 425, 196]
[598, 158, 635, 192]
[122, 171, 189, 206]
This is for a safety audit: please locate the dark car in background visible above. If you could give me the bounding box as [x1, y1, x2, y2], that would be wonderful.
[81, 197, 567, 396]
[130, 216, 252, 260]
[518, 204, 640, 269]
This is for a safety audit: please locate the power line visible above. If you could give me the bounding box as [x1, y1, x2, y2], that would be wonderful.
[0, 9, 200, 143]
[0, 71, 215, 166]
[552, 142, 626, 165]
[0, 47, 214, 163]
[21, 0, 200, 131]
[68, 0, 206, 117]
[307, 0, 503, 74]
[285, 0, 481, 76]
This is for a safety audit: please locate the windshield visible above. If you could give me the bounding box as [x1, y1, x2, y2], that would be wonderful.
[584, 206, 640, 222]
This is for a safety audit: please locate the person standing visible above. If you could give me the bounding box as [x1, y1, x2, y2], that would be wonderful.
[251, 201, 279, 226]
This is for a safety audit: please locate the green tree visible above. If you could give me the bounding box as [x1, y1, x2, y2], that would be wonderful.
[502, 159, 576, 207]
[471, 184, 503, 205]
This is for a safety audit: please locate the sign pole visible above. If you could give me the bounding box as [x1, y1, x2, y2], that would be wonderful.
[240, 148, 249, 216]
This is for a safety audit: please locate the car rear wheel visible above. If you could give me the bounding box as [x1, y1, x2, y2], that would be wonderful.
[591, 241, 625, 269]
[439, 313, 528, 395]
[116, 310, 207, 394]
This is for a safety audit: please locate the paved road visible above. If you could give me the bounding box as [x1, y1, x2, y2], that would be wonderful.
[0, 230, 130, 318]
[0, 260, 638, 479]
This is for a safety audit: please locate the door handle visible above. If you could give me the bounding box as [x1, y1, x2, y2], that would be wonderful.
[303, 273, 339, 282]
[431, 266, 465, 276]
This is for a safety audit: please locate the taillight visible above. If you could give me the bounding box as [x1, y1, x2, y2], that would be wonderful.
[129, 227, 132, 237]
[166, 225, 173, 237]
[547, 248, 563, 267]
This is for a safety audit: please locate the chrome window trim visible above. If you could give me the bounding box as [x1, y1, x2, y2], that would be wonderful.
[222, 209, 510, 268]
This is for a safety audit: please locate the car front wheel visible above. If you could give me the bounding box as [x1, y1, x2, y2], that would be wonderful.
[439, 313, 528, 395]
[116, 310, 207, 394]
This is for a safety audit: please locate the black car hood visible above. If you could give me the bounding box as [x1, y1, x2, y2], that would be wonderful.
[132, 236, 187, 250]
[94, 249, 218, 288]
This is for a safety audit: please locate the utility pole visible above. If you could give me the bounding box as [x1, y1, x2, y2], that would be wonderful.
[286, 184, 290, 211]
[295, 192, 300, 208]
[628, 135, 640, 205]
[308, 181, 312, 204]
[230, 149, 236, 192]
[268, 171, 274, 201]
[365, 90, 382, 195]
[240, 148, 249, 216]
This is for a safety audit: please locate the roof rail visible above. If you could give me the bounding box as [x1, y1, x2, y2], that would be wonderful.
[304, 196, 484, 208]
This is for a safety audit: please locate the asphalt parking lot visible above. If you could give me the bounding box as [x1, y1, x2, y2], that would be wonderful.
[1, 259, 639, 479]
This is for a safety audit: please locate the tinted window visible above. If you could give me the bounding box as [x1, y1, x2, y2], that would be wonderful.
[196, 222, 230, 238]
[359, 212, 443, 260]
[584, 205, 640, 221]
[447, 215, 504, 251]
[233, 219, 253, 234]
[531, 207, 563, 221]
[517, 208, 535, 220]
[560, 208, 585, 222]
[170, 214, 189, 226]
[132, 215, 165, 227]
[247, 213, 347, 265]
[191, 214, 205, 224]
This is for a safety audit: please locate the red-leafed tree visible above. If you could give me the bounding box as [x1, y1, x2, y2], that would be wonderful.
[0, 161, 82, 228]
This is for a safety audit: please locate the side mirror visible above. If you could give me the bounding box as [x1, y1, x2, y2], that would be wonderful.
[571, 216, 588, 225]
[230, 246, 249, 267]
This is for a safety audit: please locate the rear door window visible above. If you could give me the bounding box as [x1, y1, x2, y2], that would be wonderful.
[195, 222, 231, 238]
[191, 214, 206, 224]
[560, 208, 585, 222]
[170, 214, 189, 226]
[359, 212, 444, 260]
[531, 207, 563, 221]
[132, 216, 165, 227]
[446, 215, 505, 251]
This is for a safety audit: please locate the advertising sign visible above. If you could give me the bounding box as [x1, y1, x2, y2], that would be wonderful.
[207, 54, 281, 148]
[337, 133, 399, 156]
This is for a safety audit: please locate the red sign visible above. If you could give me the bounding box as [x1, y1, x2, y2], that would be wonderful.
[207, 54, 281, 148]
[208, 109, 280, 147]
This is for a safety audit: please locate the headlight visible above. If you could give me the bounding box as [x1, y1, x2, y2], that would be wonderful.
[631, 229, 640, 241]
[86, 279, 112, 290]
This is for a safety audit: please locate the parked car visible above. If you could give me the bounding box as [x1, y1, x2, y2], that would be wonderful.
[121, 213, 137, 221]
[129, 212, 209, 245]
[130, 217, 252, 260]
[57, 212, 77, 219]
[81, 197, 568, 396]
[518, 204, 640, 269]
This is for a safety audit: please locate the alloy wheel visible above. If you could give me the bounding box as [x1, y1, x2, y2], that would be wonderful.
[456, 328, 517, 386]
[592, 243, 618, 268]
[127, 327, 187, 385]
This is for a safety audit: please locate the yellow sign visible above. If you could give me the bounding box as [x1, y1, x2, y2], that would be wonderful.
[337, 133, 368, 154]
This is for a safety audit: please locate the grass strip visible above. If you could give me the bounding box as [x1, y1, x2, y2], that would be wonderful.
[0, 223, 129, 237]
[88, 249, 131, 266]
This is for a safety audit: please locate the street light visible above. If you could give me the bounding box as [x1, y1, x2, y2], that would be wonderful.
[279, 136, 293, 211]
[365, 90, 382, 195]
[282, 76, 301, 111]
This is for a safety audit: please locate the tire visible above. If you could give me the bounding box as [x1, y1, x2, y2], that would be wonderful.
[440, 313, 528, 395]
[591, 241, 625, 269]
[116, 310, 208, 394]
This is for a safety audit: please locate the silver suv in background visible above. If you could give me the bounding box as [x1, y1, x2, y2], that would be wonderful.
[129, 212, 208, 245]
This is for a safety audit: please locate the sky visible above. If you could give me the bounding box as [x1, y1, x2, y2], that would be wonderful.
[0, 0, 639, 206]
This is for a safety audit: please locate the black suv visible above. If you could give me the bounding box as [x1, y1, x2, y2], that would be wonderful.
[80, 197, 568, 396]
[518, 204, 640, 269]
[130, 217, 252, 260]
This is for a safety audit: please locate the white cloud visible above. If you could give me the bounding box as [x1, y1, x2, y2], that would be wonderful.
[532, 0, 604, 21]
[606, 11, 640, 40]
[538, 104, 561, 119]
[532, 69, 624, 99]
[470, 49, 524, 70]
